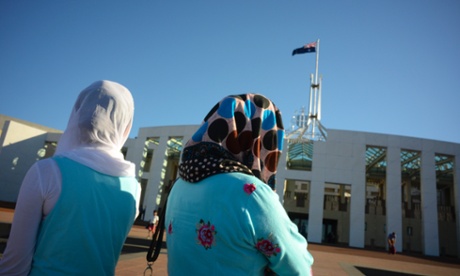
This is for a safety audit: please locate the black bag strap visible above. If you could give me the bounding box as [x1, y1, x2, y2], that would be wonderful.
[144, 179, 176, 274]
[146, 197, 168, 263]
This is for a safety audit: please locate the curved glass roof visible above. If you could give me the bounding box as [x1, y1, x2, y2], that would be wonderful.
[365, 147, 453, 183]
[286, 141, 314, 170]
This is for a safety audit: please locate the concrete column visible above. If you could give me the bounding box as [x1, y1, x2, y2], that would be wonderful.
[308, 178, 324, 244]
[275, 142, 289, 202]
[386, 146, 402, 252]
[454, 153, 460, 257]
[349, 144, 366, 248]
[145, 136, 169, 221]
[420, 150, 439, 256]
[306, 140, 326, 244]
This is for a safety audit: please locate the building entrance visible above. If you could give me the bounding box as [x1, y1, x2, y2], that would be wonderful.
[322, 219, 337, 244]
[288, 212, 309, 240]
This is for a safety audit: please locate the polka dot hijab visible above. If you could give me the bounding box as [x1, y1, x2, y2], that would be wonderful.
[179, 94, 285, 189]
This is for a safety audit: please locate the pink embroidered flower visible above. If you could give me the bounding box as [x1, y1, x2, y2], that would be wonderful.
[255, 235, 281, 257]
[196, 219, 217, 249]
[244, 183, 256, 194]
[168, 221, 173, 234]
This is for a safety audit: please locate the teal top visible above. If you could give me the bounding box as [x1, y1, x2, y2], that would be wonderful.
[166, 172, 314, 275]
[29, 157, 139, 276]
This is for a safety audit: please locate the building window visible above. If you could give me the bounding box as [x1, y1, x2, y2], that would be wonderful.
[435, 153, 455, 221]
[435, 153, 457, 257]
[143, 150, 153, 172]
[322, 183, 351, 244]
[283, 179, 310, 212]
[36, 141, 57, 160]
[139, 137, 159, 177]
[401, 150, 421, 219]
[365, 146, 387, 248]
[286, 141, 313, 171]
[155, 137, 183, 206]
[365, 146, 387, 216]
[400, 149, 422, 254]
[323, 183, 351, 212]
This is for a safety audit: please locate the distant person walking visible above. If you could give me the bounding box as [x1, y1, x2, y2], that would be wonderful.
[388, 232, 397, 254]
[147, 210, 159, 239]
[0, 80, 141, 275]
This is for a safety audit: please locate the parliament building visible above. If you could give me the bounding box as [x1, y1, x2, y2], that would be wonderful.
[1, 114, 459, 257]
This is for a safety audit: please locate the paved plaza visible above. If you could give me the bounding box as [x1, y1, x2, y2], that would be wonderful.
[2, 207, 460, 275]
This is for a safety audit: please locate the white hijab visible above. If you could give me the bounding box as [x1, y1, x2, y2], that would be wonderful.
[54, 80, 135, 177]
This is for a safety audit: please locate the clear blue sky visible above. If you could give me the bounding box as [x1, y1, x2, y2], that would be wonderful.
[1, 0, 459, 143]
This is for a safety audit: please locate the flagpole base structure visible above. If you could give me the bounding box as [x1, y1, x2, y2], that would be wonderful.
[286, 107, 328, 143]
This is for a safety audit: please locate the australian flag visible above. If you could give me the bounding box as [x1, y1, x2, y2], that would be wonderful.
[292, 42, 317, 56]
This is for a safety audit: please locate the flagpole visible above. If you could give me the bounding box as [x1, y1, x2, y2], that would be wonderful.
[315, 39, 320, 85]
[318, 76, 322, 121]
[311, 39, 320, 138]
[308, 74, 314, 117]
[287, 38, 327, 143]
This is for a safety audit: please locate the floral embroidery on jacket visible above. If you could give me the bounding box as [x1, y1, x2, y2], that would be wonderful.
[196, 219, 217, 249]
[243, 183, 256, 194]
[255, 234, 281, 257]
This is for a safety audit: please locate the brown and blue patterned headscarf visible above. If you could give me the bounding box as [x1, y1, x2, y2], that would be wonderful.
[179, 94, 284, 189]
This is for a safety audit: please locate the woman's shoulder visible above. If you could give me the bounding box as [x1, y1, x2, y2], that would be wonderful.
[208, 172, 264, 184]
[171, 173, 275, 203]
[30, 157, 60, 176]
[202, 172, 274, 197]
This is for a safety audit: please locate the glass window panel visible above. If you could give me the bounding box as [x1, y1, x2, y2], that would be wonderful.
[139, 137, 160, 177]
[286, 141, 313, 171]
[283, 179, 310, 213]
[36, 141, 57, 160]
[156, 137, 183, 206]
[401, 149, 422, 253]
[322, 182, 351, 244]
[365, 146, 387, 248]
[435, 153, 457, 256]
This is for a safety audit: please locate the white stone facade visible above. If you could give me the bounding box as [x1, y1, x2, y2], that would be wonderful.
[1, 116, 459, 257]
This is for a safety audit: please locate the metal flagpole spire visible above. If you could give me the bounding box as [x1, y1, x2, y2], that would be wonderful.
[315, 39, 320, 85]
[287, 39, 327, 143]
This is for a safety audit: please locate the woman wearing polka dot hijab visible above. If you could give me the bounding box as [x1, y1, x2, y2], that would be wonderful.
[180, 94, 284, 188]
[166, 94, 314, 275]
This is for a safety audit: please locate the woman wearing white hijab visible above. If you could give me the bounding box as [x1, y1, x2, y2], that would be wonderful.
[0, 80, 141, 275]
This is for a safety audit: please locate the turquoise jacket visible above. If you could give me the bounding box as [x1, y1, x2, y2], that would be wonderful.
[29, 157, 138, 275]
[166, 172, 313, 275]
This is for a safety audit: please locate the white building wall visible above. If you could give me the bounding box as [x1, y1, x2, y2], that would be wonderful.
[279, 129, 460, 255]
[2, 116, 460, 258]
[275, 143, 288, 200]
[0, 121, 49, 202]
